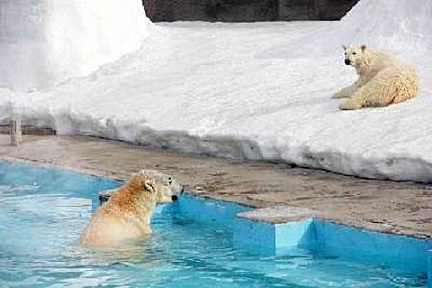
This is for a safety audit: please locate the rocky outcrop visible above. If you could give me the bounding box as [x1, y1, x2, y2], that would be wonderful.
[143, 0, 359, 22]
[279, 0, 360, 21]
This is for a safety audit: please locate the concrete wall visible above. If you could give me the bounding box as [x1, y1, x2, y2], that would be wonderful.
[143, 0, 360, 22]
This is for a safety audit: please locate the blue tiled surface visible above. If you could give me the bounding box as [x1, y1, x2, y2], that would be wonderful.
[311, 220, 432, 273]
[428, 250, 432, 288]
[233, 218, 275, 254]
[3, 160, 430, 283]
[177, 194, 251, 230]
[0, 160, 121, 213]
[175, 194, 431, 279]
[275, 220, 314, 252]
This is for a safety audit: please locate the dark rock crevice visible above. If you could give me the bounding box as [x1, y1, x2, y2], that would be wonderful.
[142, 0, 360, 22]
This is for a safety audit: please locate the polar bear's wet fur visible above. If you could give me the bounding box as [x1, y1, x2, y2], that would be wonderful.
[80, 170, 183, 248]
[333, 45, 420, 110]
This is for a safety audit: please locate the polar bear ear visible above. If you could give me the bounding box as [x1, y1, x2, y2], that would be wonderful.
[361, 44, 367, 52]
[143, 180, 155, 192]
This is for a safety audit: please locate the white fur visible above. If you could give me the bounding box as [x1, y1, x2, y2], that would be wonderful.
[79, 170, 183, 248]
[333, 45, 420, 110]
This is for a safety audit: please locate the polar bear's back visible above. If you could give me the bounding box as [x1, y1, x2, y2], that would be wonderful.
[371, 51, 399, 70]
[359, 62, 419, 107]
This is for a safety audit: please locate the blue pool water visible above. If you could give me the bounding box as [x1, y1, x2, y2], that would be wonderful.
[0, 161, 427, 287]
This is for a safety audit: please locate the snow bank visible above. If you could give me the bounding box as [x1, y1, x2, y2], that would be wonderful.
[285, 0, 432, 59]
[337, 0, 432, 54]
[1, 0, 431, 182]
[0, 0, 150, 91]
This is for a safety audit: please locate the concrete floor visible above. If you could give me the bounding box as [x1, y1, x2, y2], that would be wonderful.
[0, 134, 431, 239]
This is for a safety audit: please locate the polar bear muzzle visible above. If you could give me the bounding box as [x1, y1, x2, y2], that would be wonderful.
[171, 186, 185, 201]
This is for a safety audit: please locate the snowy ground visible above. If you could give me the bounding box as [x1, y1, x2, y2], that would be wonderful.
[0, 0, 431, 182]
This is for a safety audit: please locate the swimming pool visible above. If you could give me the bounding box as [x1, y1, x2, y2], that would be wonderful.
[0, 161, 428, 287]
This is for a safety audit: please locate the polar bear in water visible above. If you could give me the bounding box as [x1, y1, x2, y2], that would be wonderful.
[80, 170, 184, 248]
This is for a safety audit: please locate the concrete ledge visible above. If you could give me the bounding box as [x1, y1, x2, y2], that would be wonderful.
[236, 205, 315, 224]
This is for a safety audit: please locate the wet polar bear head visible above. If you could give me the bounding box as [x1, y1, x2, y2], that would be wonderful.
[80, 170, 184, 248]
[131, 169, 184, 203]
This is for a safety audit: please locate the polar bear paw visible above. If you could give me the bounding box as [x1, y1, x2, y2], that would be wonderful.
[339, 100, 362, 110]
[332, 91, 350, 99]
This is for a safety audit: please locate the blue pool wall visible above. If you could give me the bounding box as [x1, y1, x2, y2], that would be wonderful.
[175, 195, 432, 279]
[428, 250, 432, 288]
[0, 161, 121, 212]
[177, 195, 251, 230]
[2, 160, 430, 283]
[312, 220, 432, 273]
[232, 218, 313, 255]
[232, 217, 431, 273]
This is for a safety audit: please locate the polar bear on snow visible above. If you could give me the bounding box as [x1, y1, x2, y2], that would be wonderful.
[80, 170, 184, 248]
[333, 44, 420, 110]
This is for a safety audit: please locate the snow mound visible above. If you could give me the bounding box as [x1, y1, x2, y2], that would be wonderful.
[337, 0, 432, 54]
[284, 0, 432, 59]
[0, 0, 151, 91]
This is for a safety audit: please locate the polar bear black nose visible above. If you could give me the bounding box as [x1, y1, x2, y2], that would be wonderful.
[345, 59, 351, 65]
[171, 195, 178, 201]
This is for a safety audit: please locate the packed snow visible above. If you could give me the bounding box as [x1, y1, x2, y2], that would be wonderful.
[0, 0, 150, 90]
[0, 0, 431, 182]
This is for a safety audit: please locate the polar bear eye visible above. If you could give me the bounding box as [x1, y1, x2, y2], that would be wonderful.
[352, 52, 357, 55]
[168, 177, 172, 185]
